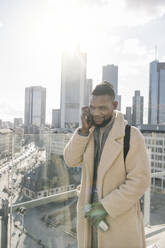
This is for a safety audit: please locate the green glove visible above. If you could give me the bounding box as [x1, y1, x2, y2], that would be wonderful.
[84, 202, 109, 230]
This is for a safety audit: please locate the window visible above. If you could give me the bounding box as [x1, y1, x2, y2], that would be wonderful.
[155, 178, 162, 187]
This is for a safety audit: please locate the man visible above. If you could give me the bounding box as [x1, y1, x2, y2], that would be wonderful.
[64, 82, 150, 248]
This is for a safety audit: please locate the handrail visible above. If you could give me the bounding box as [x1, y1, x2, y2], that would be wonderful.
[11, 189, 77, 212]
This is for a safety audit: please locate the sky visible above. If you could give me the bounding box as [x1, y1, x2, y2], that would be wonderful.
[0, 0, 165, 124]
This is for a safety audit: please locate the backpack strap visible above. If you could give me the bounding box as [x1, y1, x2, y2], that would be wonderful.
[124, 124, 131, 164]
[123, 125, 143, 211]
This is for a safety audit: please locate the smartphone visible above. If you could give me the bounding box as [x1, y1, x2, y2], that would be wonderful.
[85, 111, 94, 125]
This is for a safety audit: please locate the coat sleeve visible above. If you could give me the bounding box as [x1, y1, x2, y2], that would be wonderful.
[100, 126, 151, 219]
[63, 128, 90, 167]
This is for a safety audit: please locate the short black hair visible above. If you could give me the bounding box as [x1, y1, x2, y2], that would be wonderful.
[92, 81, 115, 100]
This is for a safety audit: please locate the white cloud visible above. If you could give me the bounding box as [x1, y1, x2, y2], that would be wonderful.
[121, 39, 154, 64]
[0, 102, 23, 121]
[125, 0, 165, 13]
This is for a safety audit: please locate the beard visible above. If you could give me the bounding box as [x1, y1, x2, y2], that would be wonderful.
[92, 115, 113, 128]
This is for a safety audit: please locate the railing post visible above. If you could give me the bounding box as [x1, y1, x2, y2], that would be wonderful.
[1, 199, 9, 248]
[143, 186, 151, 226]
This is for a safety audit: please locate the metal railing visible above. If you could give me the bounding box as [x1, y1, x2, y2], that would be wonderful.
[1, 172, 165, 248]
[0, 189, 77, 248]
[143, 170, 165, 226]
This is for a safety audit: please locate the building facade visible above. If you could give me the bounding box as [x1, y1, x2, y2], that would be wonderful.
[0, 129, 13, 160]
[102, 64, 121, 111]
[140, 125, 165, 193]
[14, 118, 23, 129]
[52, 109, 61, 128]
[84, 78, 93, 106]
[148, 60, 165, 125]
[125, 106, 132, 125]
[60, 47, 87, 128]
[24, 86, 46, 133]
[132, 90, 144, 126]
[102, 64, 118, 95]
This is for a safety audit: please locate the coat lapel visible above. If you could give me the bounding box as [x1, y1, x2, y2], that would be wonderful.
[97, 111, 126, 196]
[83, 127, 95, 201]
[83, 111, 127, 201]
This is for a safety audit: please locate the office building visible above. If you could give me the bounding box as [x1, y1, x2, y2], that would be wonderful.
[14, 118, 23, 128]
[125, 107, 132, 125]
[148, 60, 165, 125]
[132, 90, 144, 126]
[102, 64, 121, 111]
[139, 125, 165, 193]
[102, 64, 118, 95]
[60, 47, 87, 128]
[84, 79, 93, 106]
[52, 109, 61, 128]
[24, 86, 46, 131]
[116, 95, 121, 111]
[0, 129, 13, 160]
[2, 121, 13, 129]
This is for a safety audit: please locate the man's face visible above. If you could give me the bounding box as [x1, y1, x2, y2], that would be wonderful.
[89, 95, 117, 127]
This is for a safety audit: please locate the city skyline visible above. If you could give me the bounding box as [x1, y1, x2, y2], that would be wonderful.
[1, 0, 165, 123]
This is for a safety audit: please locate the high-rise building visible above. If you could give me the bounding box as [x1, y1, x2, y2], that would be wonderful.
[52, 109, 61, 128]
[0, 129, 13, 160]
[84, 79, 93, 106]
[125, 107, 132, 125]
[132, 90, 144, 126]
[2, 121, 13, 129]
[60, 47, 87, 128]
[24, 86, 46, 129]
[14, 118, 23, 128]
[148, 60, 165, 125]
[102, 64, 118, 95]
[116, 95, 121, 111]
[102, 64, 121, 111]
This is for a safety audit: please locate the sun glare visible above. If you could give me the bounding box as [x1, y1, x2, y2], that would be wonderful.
[52, 5, 100, 54]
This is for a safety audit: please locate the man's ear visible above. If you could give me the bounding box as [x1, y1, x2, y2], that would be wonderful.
[113, 100, 118, 110]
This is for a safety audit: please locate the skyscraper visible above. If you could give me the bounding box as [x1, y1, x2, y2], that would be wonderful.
[102, 64, 121, 111]
[24, 86, 46, 129]
[52, 109, 61, 128]
[132, 90, 144, 126]
[14, 118, 23, 128]
[102, 64, 118, 95]
[125, 107, 132, 125]
[116, 95, 121, 111]
[148, 60, 165, 125]
[60, 47, 87, 128]
[84, 79, 93, 106]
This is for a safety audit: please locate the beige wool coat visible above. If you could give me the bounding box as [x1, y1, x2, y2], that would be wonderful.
[64, 110, 150, 248]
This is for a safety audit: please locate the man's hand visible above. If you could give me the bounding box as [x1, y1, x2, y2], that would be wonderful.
[80, 106, 93, 134]
[84, 202, 108, 229]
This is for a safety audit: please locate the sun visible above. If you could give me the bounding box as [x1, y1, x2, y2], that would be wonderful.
[52, 5, 97, 54]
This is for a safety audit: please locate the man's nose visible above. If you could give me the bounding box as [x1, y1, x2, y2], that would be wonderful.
[92, 108, 100, 116]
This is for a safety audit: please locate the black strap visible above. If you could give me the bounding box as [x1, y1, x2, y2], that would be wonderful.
[123, 125, 143, 211]
[124, 124, 131, 163]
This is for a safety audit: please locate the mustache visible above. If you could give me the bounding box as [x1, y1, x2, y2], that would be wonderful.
[93, 116, 112, 128]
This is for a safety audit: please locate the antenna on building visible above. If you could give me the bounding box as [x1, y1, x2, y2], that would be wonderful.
[155, 45, 158, 60]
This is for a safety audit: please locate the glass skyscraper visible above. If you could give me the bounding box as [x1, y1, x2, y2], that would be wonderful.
[102, 64, 121, 111]
[148, 60, 165, 125]
[24, 86, 46, 128]
[60, 47, 87, 128]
